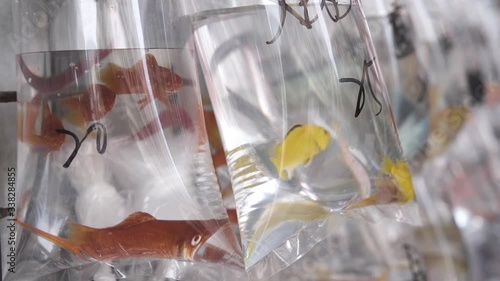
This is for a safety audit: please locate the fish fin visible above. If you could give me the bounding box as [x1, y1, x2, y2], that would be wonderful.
[24, 134, 45, 147]
[137, 96, 153, 111]
[247, 201, 329, 256]
[113, 212, 156, 229]
[15, 219, 89, 261]
[344, 196, 378, 210]
[286, 124, 302, 137]
[65, 110, 86, 128]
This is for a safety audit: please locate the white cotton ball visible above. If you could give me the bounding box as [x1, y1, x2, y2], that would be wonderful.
[75, 181, 127, 228]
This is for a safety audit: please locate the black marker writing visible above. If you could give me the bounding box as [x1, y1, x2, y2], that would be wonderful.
[339, 58, 382, 118]
[56, 123, 107, 168]
[267, 0, 352, 44]
[403, 243, 428, 281]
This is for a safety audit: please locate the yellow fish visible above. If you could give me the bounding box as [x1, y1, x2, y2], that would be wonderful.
[246, 201, 330, 258]
[346, 157, 415, 209]
[270, 124, 331, 180]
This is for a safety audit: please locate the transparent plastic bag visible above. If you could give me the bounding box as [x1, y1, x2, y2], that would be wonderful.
[369, 206, 469, 281]
[200, 74, 242, 243]
[358, 1, 431, 172]
[362, 0, 407, 125]
[4, 1, 242, 280]
[263, 215, 389, 281]
[192, 0, 418, 276]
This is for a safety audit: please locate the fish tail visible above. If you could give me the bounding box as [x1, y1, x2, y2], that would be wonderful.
[24, 134, 46, 147]
[345, 196, 378, 210]
[15, 219, 89, 261]
[247, 201, 329, 257]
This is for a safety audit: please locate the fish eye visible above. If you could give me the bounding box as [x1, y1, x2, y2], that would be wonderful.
[191, 234, 202, 246]
[383, 173, 393, 179]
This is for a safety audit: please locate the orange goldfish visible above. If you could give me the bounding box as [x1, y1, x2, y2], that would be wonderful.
[16, 212, 227, 262]
[20, 100, 66, 157]
[62, 84, 116, 130]
[99, 53, 184, 110]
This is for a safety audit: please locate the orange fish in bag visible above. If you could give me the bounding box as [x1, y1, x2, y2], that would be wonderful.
[16, 212, 230, 262]
[99, 53, 184, 110]
[10, 47, 243, 281]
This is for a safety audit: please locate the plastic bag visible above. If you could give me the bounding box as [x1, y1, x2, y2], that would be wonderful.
[359, 1, 430, 167]
[362, 0, 406, 124]
[4, 1, 242, 280]
[369, 203, 469, 281]
[200, 75, 242, 243]
[192, 0, 419, 276]
[264, 215, 389, 281]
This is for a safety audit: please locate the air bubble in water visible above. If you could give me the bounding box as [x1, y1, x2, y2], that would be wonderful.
[69, 62, 76, 67]
[28, 78, 32, 83]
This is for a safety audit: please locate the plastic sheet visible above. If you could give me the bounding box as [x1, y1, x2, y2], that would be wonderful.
[192, 0, 418, 277]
